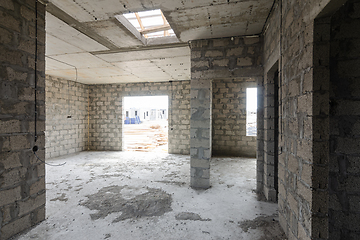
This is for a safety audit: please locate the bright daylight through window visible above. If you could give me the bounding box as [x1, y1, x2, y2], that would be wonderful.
[246, 88, 257, 136]
[122, 9, 175, 38]
[123, 96, 169, 152]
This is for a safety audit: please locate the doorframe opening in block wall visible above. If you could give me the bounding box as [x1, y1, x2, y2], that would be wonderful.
[122, 95, 169, 152]
[257, 60, 280, 203]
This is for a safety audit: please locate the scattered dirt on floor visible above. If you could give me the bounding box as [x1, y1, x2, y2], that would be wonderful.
[238, 214, 287, 240]
[175, 212, 211, 221]
[80, 185, 172, 222]
[155, 180, 186, 186]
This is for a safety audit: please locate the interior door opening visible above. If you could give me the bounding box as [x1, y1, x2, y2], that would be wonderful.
[123, 95, 168, 152]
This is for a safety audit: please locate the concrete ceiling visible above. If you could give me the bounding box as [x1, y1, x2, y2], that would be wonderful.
[45, 0, 274, 84]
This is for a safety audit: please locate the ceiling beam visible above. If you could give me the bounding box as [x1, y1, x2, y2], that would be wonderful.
[91, 42, 189, 55]
[46, 3, 118, 50]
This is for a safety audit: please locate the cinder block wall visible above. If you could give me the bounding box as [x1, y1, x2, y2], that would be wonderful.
[0, 0, 46, 239]
[329, 0, 360, 238]
[89, 81, 191, 154]
[257, 0, 281, 200]
[45, 75, 89, 159]
[258, 66, 279, 203]
[212, 79, 257, 157]
[190, 36, 263, 159]
[88, 84, 122, 151]
[261, 0, 341, 239]
[189, 36, 263, 188]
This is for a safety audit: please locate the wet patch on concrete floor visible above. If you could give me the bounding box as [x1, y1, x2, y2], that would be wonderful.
[238, 214, 287, 240]
[164, 171, 180, 178]
[50, 193, 68, 202]
[81, 185, 172, 222]
[175, 212, 211, 221]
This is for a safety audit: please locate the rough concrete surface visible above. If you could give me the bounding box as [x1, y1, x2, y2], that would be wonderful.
[14, 152, 284, 240]
[81, 185, 172, 222]
[238, 214, 286, 240]
[45, 0, 274, 83]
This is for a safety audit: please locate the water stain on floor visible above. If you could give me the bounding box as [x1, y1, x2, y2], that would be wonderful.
[81, 185, 172, 222]
[238, 214, 287, 240]
[175, 212, 211, 221]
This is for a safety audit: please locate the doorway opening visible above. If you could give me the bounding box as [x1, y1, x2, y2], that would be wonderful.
[123, 95, 168, 152]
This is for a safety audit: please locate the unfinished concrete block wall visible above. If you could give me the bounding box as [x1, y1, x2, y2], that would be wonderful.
[89, 81, 190, 154]
[45, 75, 89, 158]
[261, 0, 340, 239]
[278, 3, 327, 239]
[256, 76, 265, 194]
[190, 36, 263, 188]
[88, 84, 122, 151]
[0, 0, 46, 239]
[212, 78, 257, 157]
[257, 0, 281, 200]
[167, 81, 191, 154]
[329, 0, 360, 238]
[259, 65, 280, 203]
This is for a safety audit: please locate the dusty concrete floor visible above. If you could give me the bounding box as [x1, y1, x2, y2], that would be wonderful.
[16, 152, 286, 240]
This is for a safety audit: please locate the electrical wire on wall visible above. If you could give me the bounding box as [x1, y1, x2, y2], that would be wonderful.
[262, 0, 277, 34]
[67, 79, 71, 118]
[87, 85, 90, 150]
[279, 0, 283, 146]
[45, 56, 79, 119]
[34, 0, 38, 144]
[261, 0, 283, 155]
[32, 0, 67, 166]
[169, 80, 173, 131]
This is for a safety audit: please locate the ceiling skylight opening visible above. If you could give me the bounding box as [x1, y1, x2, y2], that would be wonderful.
[122, 9, 176, 39]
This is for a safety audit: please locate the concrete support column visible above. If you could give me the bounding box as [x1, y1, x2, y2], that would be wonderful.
[190, 79, 212, 189]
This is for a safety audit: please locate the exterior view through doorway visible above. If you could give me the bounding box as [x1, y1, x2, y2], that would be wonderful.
[123, 95, 169, 152]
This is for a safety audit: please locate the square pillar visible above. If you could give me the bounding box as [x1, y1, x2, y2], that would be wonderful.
[190, 79, 212, 189]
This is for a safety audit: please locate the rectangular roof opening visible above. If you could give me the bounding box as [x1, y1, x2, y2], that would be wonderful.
[122, 9, 176, 39]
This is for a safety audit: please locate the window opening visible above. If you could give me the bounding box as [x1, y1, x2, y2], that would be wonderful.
[246, 88, 257, 136]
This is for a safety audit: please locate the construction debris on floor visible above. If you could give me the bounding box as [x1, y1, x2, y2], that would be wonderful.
[15, 152, 286, 240]
[123, 121, 168, 152]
